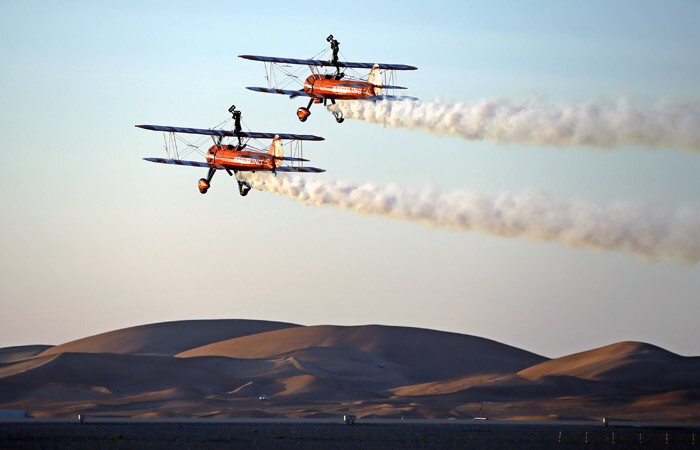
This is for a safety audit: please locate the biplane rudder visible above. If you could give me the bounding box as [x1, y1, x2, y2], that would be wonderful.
[368, 63, 382, 96]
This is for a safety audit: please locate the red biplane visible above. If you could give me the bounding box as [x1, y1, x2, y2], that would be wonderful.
[240, 35, 417, 123]
[137, 105, 325, 196]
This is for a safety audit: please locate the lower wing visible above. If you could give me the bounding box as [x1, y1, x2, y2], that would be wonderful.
[145, 158, 324, 173]
[143, 158, 225, 169]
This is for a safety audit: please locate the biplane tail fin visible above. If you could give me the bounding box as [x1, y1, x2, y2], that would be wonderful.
[269, 135, 284, 162]
[368, 63, 382, 96]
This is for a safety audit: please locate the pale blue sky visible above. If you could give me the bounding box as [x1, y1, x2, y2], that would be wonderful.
[1, 1, 699, 357]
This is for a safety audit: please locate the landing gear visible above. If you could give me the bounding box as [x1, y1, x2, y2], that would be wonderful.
[297, 97, 315, 122]
[237, 180, 252, 196]
[198, 167, 216, 194]
[330, 99, 344, 123]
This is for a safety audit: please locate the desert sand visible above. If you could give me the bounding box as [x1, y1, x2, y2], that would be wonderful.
[1, 319, 699, 421]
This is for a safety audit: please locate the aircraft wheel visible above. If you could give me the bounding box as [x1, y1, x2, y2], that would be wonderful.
[238, 181, 252, 197]
[198, 178, 210, 194]
[336, 117, 345, 124]
[297, 107, 311, 122]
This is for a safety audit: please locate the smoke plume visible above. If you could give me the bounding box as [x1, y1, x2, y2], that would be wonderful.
[328, 98, 700, 151]
[241, 173, 700, 264]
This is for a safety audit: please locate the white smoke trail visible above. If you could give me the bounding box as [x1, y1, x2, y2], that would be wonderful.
[328, 98, 700, 151]
[241, 173, 700, 264]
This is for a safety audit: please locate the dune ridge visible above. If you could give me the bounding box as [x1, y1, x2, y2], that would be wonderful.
[1, 320, 699, 421]
[0, 345, 53, 364]
[518, 341, 700, 391]
[178, 324, 546, 382]
[39, 319, 300, 357]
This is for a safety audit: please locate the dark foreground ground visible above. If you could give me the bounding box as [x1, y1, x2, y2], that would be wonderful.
[1, 420, 699, 449]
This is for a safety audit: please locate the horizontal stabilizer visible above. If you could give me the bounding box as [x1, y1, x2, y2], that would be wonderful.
[276, 155, 309, 162]
[362, 95, 420, 102]
[337, 82, 407, 90]
[275, 166, 325, 173]
[241, 153, 309, 162]
[136, 124, 324, 141]
[379, 85, 408, 90]
[239, 55, 417, 71]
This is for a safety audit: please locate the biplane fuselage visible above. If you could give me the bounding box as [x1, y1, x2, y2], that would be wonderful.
[205, 145, 276, 171]
[303, 75, 379, 101]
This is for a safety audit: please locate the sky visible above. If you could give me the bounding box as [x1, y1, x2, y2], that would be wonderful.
[1, 1, 699, 358]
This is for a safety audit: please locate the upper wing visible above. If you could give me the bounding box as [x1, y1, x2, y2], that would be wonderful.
[136, 124, 324, 141]
[239, 55, 417, 71]
[143, 158, 226, 169]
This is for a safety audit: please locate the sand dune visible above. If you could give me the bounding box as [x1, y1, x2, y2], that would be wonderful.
[273, 374, 386, 402]
[0, 345, 53, 364]
[0, 354, 60, 382]
[0, 352, 243, 401]
[178, 324, 547, 383]
[392, 370, 626, 403]
[391, 373, 517, 397]
[631, 388, 700, 409]
[518, 341, 700, 391]
[1, 320, 699, 420]
[269, 347, 419, 392]
[39, 319, 299, 357]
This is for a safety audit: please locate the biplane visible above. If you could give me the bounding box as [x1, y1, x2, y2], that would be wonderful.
[137, 105, 325, 196]
[240, 35, 417, 123]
